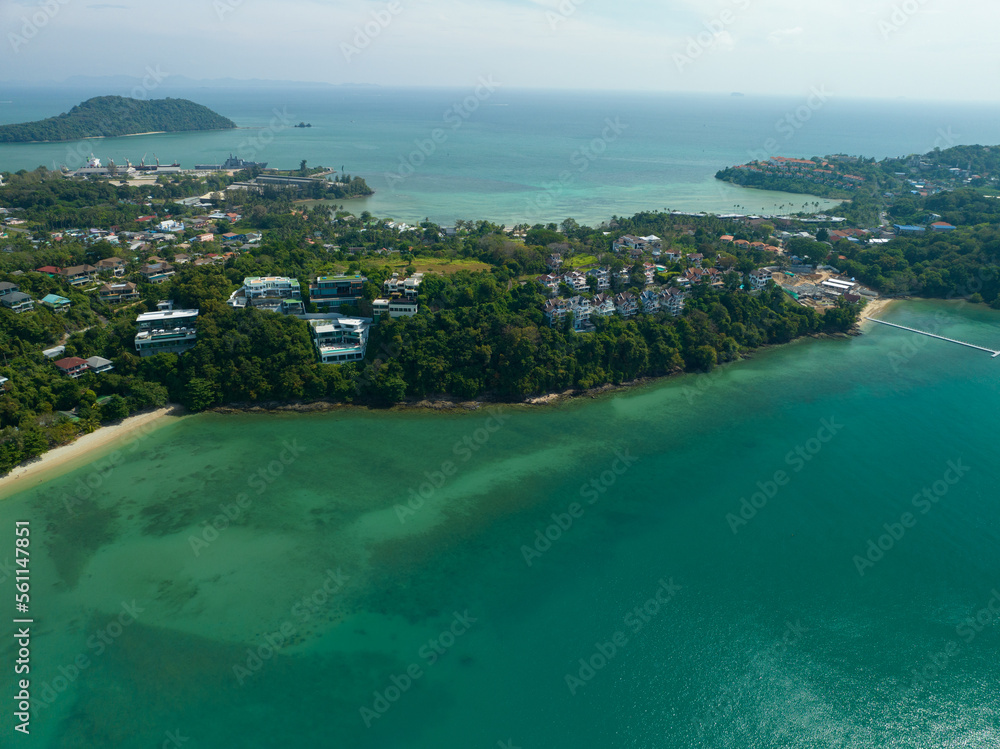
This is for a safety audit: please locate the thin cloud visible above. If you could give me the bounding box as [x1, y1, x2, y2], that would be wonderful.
[0, 0, 995, 101]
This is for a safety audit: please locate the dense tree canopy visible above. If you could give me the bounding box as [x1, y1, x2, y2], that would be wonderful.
[7, 160, 999, 475]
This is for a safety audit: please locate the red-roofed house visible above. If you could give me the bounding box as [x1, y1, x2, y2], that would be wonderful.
[54, 357, 89, 378]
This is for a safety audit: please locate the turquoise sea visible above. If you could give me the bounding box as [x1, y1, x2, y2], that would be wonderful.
[2, 87, 1000, 225]
[1, 300, 999, 747]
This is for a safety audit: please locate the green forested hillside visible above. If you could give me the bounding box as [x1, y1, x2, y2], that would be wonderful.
[0, 96, 237, 143]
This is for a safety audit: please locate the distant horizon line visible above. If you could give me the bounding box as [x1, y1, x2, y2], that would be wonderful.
[1, 79, 999, 106]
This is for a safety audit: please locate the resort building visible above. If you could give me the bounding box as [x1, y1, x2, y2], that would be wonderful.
[535, 274, 562, 296]
[660, 288, 686, 316]
[97, 257, 126, 276]
[568, 297, 592, 330]
[41, 294, 72, 312]
[679, 268, 712, 287]
[100, 281, 140, 303]
[373, 298, 419, 318]
[613, 292, 638, 318]
[586, 267, 611, 291]
[61, 264, 99, 286]
[229, 276, 305, 315]
[243, 276, 299, 299]
[140, 261, 175, 284]
[592, 293, 615, 318]
[309, 275, 366, 310]
[563, 271, 589, 293]
[1, 291, 34, 313]
[85, 356, 114, 374]
[134, 308, 199, 357]
[54, 357, 89, 378]
[749, 269, 774, 291]
[543, 298, 568, 327]
[383, 272, 424, 300]
[309, 318, 369, 363]
[543, 296, 592, 331]
[543, 286, 685, 325]
[640, 289, 661, 314]
[613, 235, 661, 253]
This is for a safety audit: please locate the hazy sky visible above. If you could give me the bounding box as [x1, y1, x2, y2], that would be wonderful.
[1, 0, 991, 100]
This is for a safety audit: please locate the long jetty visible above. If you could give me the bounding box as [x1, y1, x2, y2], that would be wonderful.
[865, 318, 1000, 358]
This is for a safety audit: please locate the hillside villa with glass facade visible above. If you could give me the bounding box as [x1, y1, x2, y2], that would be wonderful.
[229, 276, 305, 315]
[134, 307, 199, 357]
[308, 318, 369, 363]
[308, 275, 366, 310]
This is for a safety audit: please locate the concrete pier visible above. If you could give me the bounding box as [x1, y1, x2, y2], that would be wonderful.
[865, 318, 1000, 358]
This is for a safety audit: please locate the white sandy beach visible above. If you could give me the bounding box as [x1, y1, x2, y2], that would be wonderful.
[0, 406, 182, 499]
[859, 297, 900, 326]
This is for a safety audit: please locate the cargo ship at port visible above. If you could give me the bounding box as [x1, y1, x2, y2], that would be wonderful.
[64, 154, 181, 177]
[133, 154, 180, 172]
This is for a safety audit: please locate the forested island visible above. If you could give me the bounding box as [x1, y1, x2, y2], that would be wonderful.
[0, 151, 998, 472]
[0, 96, 237, 143]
